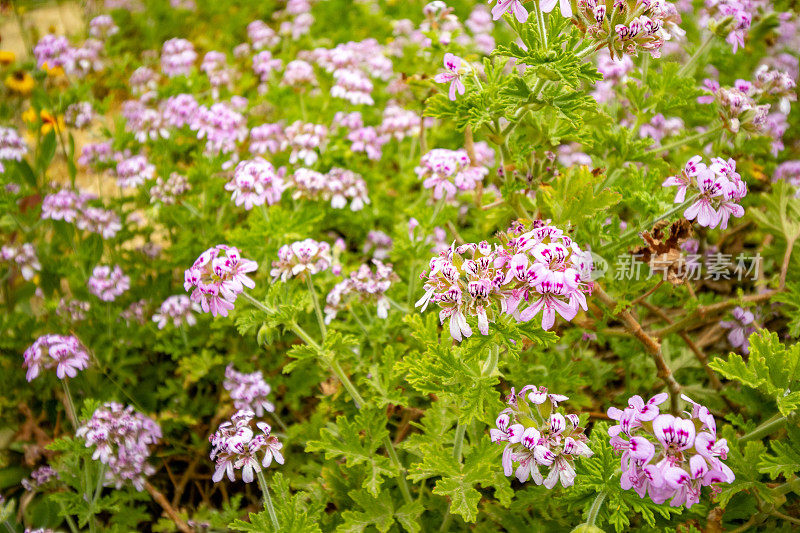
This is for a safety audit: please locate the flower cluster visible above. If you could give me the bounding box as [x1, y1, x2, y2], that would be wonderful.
[416, 221, 593, 340]
[1, 243, 41, 281]
[76, 403, 162, 491]
[223, 365, 276, 416]
[574, 0, 682, 59]
[209, 409, 283, 483]
[324, 260, 398, 322]
[662, 155, 747, 229]
[89, 15, 119, 40]
[608, 394, 734, 508]
[65, 102, 94, 128]
[288, 167, 369, 210]
[183, 245, 258, 317]
[88, 265, 131, 302]
[331, 68, 374, 105]
[116, 154, 156, 188]
[0, 126, 28, 166]
[491, 386, 593, 489]
[41, 189, 122, 239]
[22, 334, 90, 382]
[720, 306, 756, 354]
[226, 158, 286, 210]
[57, 298, 91, 322]
[191, 102, 247, 155]
[700, 0, 752, 53]
[285, 121, 327, 165]
[415, 148, 488, 200]
[150, 172, 191, 204]
[270, 239, 332, 281]
[22, 466, 59, 491]
[160, 38, 197, 77]
[152, 295, 199, 329]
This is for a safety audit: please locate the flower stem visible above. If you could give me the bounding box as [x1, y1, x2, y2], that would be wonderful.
[646, 125, 723, 155]
[739, 413, 786, 443]
[678, 33, 715, 77]
[305, 275, 327, 338]
[61, 379, 78, 428]
[256, 470, 280, 531]
[329, 358, 364, 408]
[383, 435, 413, 505]
[586, 490, 607, 526]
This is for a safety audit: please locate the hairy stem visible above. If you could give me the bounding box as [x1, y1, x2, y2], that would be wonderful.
[646, 125, 723, 155]
[678, 33, 715, 77]
[586, 490, 607, 527]
[739, 413, 786, 443]
[61, 379, 78, 428]
[306, 275, 327, 338]
[256, 470, 280, 531]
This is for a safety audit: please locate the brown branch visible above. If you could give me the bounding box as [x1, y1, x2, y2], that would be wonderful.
[629, 280, 664, 307]
[144, 481, 193, 533]
[172, 456, 200, 506]
[652, 290, 779, 339]
[638, 301, 724, 392]
[594, 285, 682, 413]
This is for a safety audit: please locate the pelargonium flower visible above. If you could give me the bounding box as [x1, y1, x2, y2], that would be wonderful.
[120, 299, 149, 325]
[129, 66, 160, 95]
[324, 260, 398, 322]
[78, 142, 114, 167]
[223, 365, 276, 416]
[719, 306, 756, 354]
[417, 221, 593, 340]
[663, 155, 747, 229]
[22, 334, 90, 382]
[248, 20, 280, 50]
[249, 123, 287, 154]
[41, 188, 90, 223]
[65, 102, 94, 129]
[116, 155, 156, 189]
[22, 465, 59, 491]
[270, 239, 332, 282]
[201, 51, 233, 92]
[209, 409, 283, 483]
[150, 172, 190, 204]
[56, 298, 91, 322]
[348, 127, 388, 161]
[281, 59, 316, 86]
[184, 245, 258, 317]
[76, 206, 122, 239]
[698, 79, 771, 135]
[89, 15, 119, 39]
[225, 158, 285, 210]
[415, 148, 488, 201]
[76, 402, 162, 491]
[0, 126, 28, 163]
[160, 93, 199, 128]
[152, 295, 199, 329]
[540, 0, 572, 18]
[608, 394, 734, 508]
[88, 265, 130, 302]
[252, 50, 283, 84]
[700, 0, 752, 53]
[1, 243, 41, 280]
[160, 38, 197, 77]
[489, 0, 528, 22]
[331, 68, 374, 105]
[492, 385, 592, 489]
[288, 168, 369, 211]
[122, 99, 169, 143]
[434, 53, 466, 101]
[33, 34, 75, 73]
[378, 104, 420, 141]
[285, 121, 327, 165]
[333, 111, 364, 131]
[190, 103, 247, 155]
[574, 0, 682, 59]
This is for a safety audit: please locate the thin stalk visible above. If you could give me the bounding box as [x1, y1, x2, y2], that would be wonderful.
[678, 33, 715, 77]
[61, 379, 78, 428]
[739, 414, 786, 443]
[774, 477, 800, 497]
[535, 0, 548, 49]
[256, 470, 280, 531]
[329, 358, 364, 407]
[305, 275, 327, 338]
[586, 490, 607, 526]
[646, 125, 723, 155]
[383, 435, 413, 505]
[600, 195, 699, 254]
[91, 464, 106, 505]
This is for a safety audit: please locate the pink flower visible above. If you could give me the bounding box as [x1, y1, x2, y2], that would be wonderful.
[184, 245, 258, 317]
[540, 0, 572, 18]
[434, 53, 466, 101]
[489, 0, 528, 22]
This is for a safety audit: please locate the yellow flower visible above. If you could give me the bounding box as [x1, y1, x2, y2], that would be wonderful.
[0, 50, 15, 66]
[22, 108, 65, 134]
[41, 62, 65, 78]
[5, 70, 34, 95]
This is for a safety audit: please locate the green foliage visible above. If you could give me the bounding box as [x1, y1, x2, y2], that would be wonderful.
[710, 330, 800, 416]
